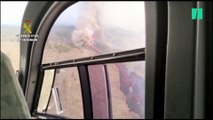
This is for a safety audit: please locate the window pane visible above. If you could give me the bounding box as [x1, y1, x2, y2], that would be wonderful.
[38, 67, 84, 118]
[107, 61, 145, 119]
[1, 2, 28, 72]
[37, 70, 55, 112]
[42, 1, 145, 63]
[88, 65, 109, 119]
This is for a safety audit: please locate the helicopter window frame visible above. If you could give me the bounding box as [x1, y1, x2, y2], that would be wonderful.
[21, 1, 148, 119]
[33, 48, 145, 119]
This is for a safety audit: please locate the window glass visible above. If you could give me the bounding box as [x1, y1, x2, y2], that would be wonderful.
[107, 61, 145, 119]
[38, 67, 84, 119]
[42, 1, 145, 63]
[87, 61, 145, 119]
[1, 1, 28, 72]
[37, 70, 55, 112]
[88, 65, 109, 119]
[40, 1, 146, 119]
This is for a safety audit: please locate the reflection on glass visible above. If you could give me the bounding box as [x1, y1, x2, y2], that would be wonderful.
[42, 1, 145, 63]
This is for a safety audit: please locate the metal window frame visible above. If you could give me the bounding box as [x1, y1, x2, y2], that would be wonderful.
[78, 65, 93, 119]
[144, 2, 168, 119]
[33, 48, 145, 119]
[42, 48, 145, 70]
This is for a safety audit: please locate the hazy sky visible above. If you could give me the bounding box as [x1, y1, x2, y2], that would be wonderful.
[98, 2, 145, 33]
[0, 1, 81, 26]
[1, 1, 145, 30]
[1, 1, 28, 26]
[53, 2, 82, 26]
[55, 2, 145, 32]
